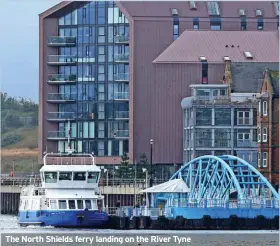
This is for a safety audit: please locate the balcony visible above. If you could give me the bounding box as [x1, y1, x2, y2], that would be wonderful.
[48, 55, 76, 65]
[114, 53, 129, 63]
[48, 36, 76, 46]
[47, 74, 76, 84]
[111, 92, 129, 101]
[47, 93, 76, 103]
[114, 34, 129, 44]
[115, 111, 129, 120]
[234, 140, 257, 148]
[47, 131, 74, 140]
[114, 130, 129, 139]
[47, 112, 76, 121]
[114, 73, 129, 82]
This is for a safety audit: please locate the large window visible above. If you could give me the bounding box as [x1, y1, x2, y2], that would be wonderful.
[257, 127, 261, 142]
[257, 152, 261, 167]
[59, 172, 72, 181]
[262, 127, 267, 142]
[262, 152, 267, 167]
[215, 109, 231, 125]
[195, 129, 212, 147]
[196, 108, 212, 125]
[73, 172, 86, 181]
[59, 200, 67, 209]
[77, 200, 83, 209]
[85, 200, 92, 209]
[263, 101, 267, 116]
[215, 129, 231, 148]
[68, 200, 76, 209]
[45, 172, 57, 183]
[207, 1, 220, 15]
[237, 111, 250, 125]
[50, 200, 57, 209]
[87, 172, 99, 183]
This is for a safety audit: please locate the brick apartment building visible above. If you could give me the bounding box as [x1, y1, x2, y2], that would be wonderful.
[257, 69, 279, 187]
[39, 1, 279, 178]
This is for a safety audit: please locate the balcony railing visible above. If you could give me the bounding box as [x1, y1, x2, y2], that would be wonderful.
[48, 55, 77, 65]
[112, 92, 129, 100]
[47, 131, 71, 139]
[116, 111, 129, 119]
[234, 140, 257, 148]
[114, 53, 129, 62]
[114, 130, 129, 139]
[114, 34, 129, 43]
[47, 112, 76, 121]
[48, 36, 76, 46]
[114, 73, 129, 81]
[47, 93, 76, 102]
[47, 74, 76, 84]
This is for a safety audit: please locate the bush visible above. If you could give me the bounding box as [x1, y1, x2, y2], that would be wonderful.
[1, 134, 22, 147]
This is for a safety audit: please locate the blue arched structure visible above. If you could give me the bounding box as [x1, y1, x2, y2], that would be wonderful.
[170, 155, 279, 201]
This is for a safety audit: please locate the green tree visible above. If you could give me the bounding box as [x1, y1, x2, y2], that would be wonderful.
[136, 153, 150, 179]
[117, 153, 133, 179]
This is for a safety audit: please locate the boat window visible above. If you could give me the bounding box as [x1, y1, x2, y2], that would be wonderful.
[87, 172, 99, 183]
[45, 172, 57, 183]
[58, 200, 67, 209]
[50, 200, 57, 209]
[68, 200, 76, 209]
[73, 172, 86, 181]
[85, 200, 92, 209]
[92, 199, 97, 208]
[77, 199, 83, 209]
[59, 172, 72, 181]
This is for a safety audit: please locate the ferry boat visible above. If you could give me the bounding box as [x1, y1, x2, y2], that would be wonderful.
[18, 150, 108, 227]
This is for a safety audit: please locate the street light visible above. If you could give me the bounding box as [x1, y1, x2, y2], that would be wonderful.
[150, 139, 154, 187]
[142, 168, 148, 207]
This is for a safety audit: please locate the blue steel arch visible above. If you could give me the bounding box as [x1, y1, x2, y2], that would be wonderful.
[170, 155, 279, 200]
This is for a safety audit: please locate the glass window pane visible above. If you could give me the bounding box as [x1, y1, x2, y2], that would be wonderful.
[45, 172, 57, 183]
[73, 172, 86, 181]
[50, 200, 57, 209]
[59, 200, 67, 209]
[83, 122, 89, 138]
[59, 172, 72, 180]
[77, 200, 83, 209]
[89, 122, 95, 138]
[68, 200, 76, 209]
[85, 200, 92, 209]
[87, 172, 99, 183]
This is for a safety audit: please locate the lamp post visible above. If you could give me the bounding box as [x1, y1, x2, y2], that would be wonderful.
[142, 168, 148, 208]
[150, 139, 153, 187]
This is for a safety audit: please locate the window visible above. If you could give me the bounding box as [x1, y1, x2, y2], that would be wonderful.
[207, 1, 220, 15]
[59, 200, 67, 209]
[193, 17, 199, 30]
[87, 172, 99, 183]
[257, 152, 261, 167]
[171, 8, 178, 16]
[262, 152, 267, 167]
[189, 1, 197, 10]
[44, 172, 57, 183]
[98, 141, 105, 156]
[256, 9, 262, 16]
[210, 17, 221, 30]
[173, 24, 179, 40]
[201, 61, 208, 83]
[68, 200, 76, 209]
[50, 200, 57, 209]
[257, 18, 263, 30]
[258, 101, 261, 115]
[98, 27, 105, 43]
[77, 200, 83, 209]
[59, 172, 72, 181]
[263, 101, 267, 115]
[257, 127, 261, 142]
[85, 200, 92, 209]
[237, 111, 250, 125]
[239, 9, 246, 16]
[241, 17, 247, 30]
[274, 1, 279, 16]
[220, 89, 226, 96]
[98, 122, 105, 138]
[263, 127, 267, 142]
[215, 109, 231, 125]
[73, 172, 86, 181]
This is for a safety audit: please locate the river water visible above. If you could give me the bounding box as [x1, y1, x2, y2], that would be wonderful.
[1, 215, 279, 246]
